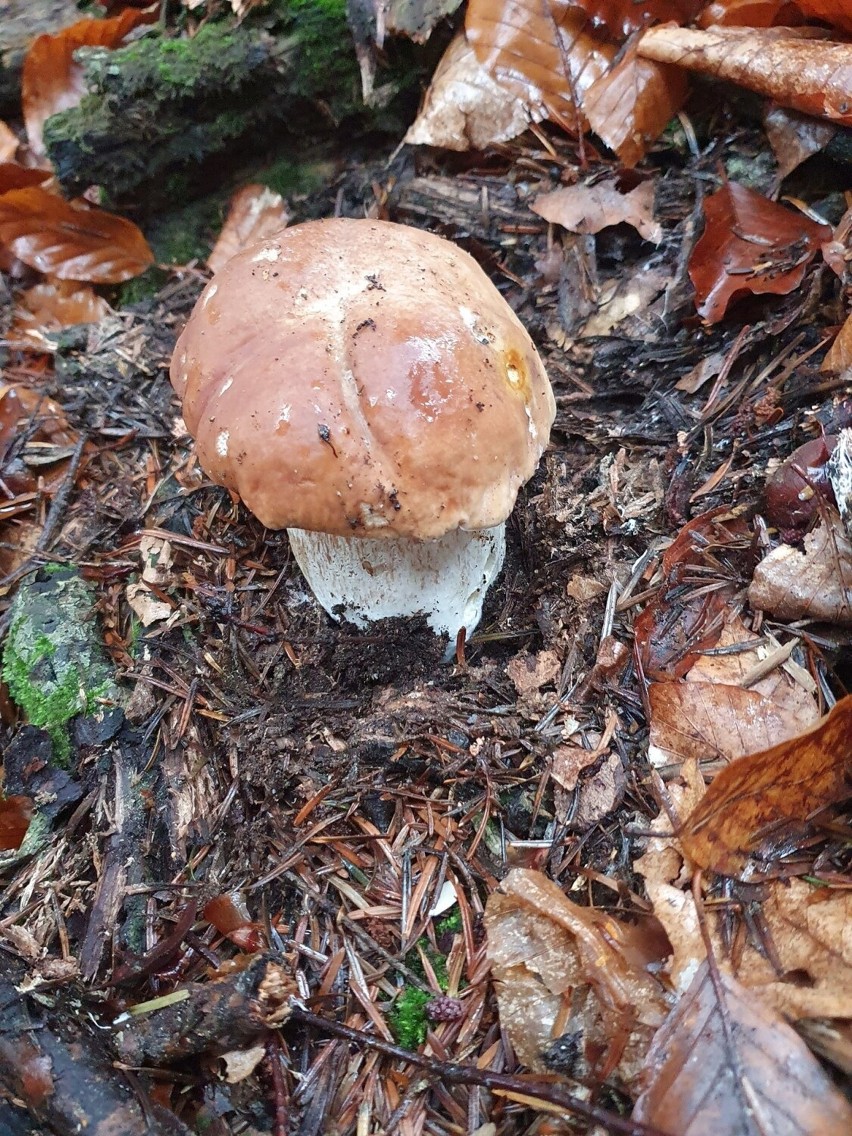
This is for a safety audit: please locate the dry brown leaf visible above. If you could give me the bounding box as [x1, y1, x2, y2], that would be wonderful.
[532, 176, 662, 242]
[637, 25, 852, 127]
[822, 309, 852, 376]
[465, 0, 613, 133]
[795, 0, 852, 32]
[0, 187, 154, 283]
[688, 180, 830, 323]
[207, 184, 290, 275]
[22, 10, 152, 156]
[647, 681, 815, 772]
[550, 742, 601, 792]
[0, 795, 33, 851]
[7, 280, 112, 346]
[506, 649, 560, 699]
[633, 962, 852, 1136]
[582, 44, 688, 166]
[698, 0, 804, 26]
[764, 105, 836, 181]
[0, 383, 80, 497]
[679, 695, 852, 879]
[748, 517, 852, 624]
[0, 122, 20, 163]
[485, 868, 669, 1086]
[404, 33, 537, 151]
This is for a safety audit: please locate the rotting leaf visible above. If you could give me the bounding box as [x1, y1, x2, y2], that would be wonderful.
[679, 695, 852, 879]
[207, 184, 290, 275]
[688, 181, 831, 323]
[822, 309, 852, 376]
[0, 795, 33, 851]
[637, 25, 852, 128]
[22, 10, 153, 157]
[0, 187, 154, 283]
[0, 383, 80, 497]
[404, 33, 537, 151]
[633, 961, 852, 1135]
[7, 280, 112, 347]
[764, 106, 836, 182]
[748, 516, 852, 624]
[484, 868, 669, 1086]
[532, 175, 662, 243]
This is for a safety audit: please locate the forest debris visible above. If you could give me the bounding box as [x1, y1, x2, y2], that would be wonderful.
[822, 309, 852, 375]
[112, 952, 296, 1066]
[827, 428, 852, 534]
[0, 382, 80, 497]
[679, 694, 852, 879]
[637, 25, 852, 127]
[748, 517, 852, 624]
[0, 186, 154, 282]
[403, 33, 536, 151]
[632, 962, 852, 1136]
[22, 9, 151, 156]
[0, 794, 33, 851]
[764, 106, 836, 182]
[763, 435, 837, 537]
[687, 181, 831, 323]
[506, 649, 560, 700]
[7, 280, 112, 346]
[532, 176, 662, 244]
[207, 183, 290, 274]
[796, 0, 852, 32]
[484, 869, 669, 1087]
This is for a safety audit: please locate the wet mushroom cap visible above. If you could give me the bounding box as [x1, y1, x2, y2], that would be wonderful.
[171, 218, 556, 540]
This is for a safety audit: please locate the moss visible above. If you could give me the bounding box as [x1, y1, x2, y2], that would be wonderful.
[116, 266, 168, 308]
[2, 569, 117, 763]
[389, 987, 431, 1048]
[257, 154, 331, 199]
[436, 908, 462, 936]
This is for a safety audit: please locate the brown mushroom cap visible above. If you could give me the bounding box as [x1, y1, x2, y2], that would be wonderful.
[171, 218, 555, 539]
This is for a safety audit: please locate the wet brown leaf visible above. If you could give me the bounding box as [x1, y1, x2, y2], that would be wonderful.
[748, 517, 852, 624]
[7, 280, 112, 346]
[0, 187, 154, 282]
[765, 106, 836, 181]
[698, 0, 804, 26]
[638, 25, 852, 127]
[485, 868, 669, 1085]
[532, 175, 662, 242]
[795, 0, 852, 32]
[688, 181, 831, 323]
[569, 0, 703, 38]
[207, 184, 290, 274]
[0, 164, 51, 195]
[679, 695, 852, 879]
[582, 44, 688, 166]
[0, 383, 79, 496]
[633, 962, 852, 1135]
[0, 795, 33, 851]
[822, 309, 852, 376]
[404, 33, 537, 150]
[22, 10, 152, 156]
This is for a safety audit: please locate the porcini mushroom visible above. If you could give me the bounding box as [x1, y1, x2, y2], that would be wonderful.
[170, 218, 555, 638]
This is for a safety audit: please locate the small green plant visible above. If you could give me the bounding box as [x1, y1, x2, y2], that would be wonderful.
[436, 908, 462, 936]
[389, 987, 430, 1048]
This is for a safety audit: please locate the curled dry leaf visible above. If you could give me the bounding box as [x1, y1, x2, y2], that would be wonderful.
[22, 10, 153, 157]
[7, 280, 112, 347]
[532, 175, 662, 243]
[637, 25, 852, 128]
[633, 962, 852, 1136]
[484, 868, 669, 1086]
[207, 184, 290, 275]
[688, 181, 831, 323]
[748, 517, 852, 624]
[679, 694, 852, 879]
[0, 187, 154, 283]
[404, 33, 537, 151]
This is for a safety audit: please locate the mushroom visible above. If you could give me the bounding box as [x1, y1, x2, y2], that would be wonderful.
[170, 218, 555, 639]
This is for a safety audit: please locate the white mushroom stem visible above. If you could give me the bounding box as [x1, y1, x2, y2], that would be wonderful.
[286, 525, 506, 639]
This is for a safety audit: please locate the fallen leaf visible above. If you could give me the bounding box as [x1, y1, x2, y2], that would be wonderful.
[637, 25, 852, 127]
[748, 517, 852, 624]
[763, 435, 837, 536]
[222, 1044, 267, 1084]
[688, 181, 831, 323]
[7, 280, 112, 346]
[0, 795, 33, 851]
[0, 164, 52, 195]
[0, 187, 154, 282]
[382, 0, 465, 42]
[207, 184, 290, 275]
[765, 105, 836, 181]
[404, 33, 537, 151]
[571, 749, 625, 829]
[582, 44, 688, 166]
[795, 0, 852, 33]
[126, 582, 173, 627]
[506, 649, 561, 699]
[0, 121, 18, 162]
[22, 10, 152, 156]
[827, 428, 852, 535]
[568, 0, 703, 38]
[485, 868, 669, 1085]
[533, 176, 662, 243]
[633, 962, 852, 1135]
[822, 309, 852, 376]
[698, 0, 804, 26]
[550, 742, 601, 792]
[679, 695, 852, 879]
[0, 383, 80, 496]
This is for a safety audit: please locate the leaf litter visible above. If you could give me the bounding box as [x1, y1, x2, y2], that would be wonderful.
[1, 1, 852, 1134]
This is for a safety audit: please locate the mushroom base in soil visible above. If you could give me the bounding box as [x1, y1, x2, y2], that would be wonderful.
[287, 525, 506, 638]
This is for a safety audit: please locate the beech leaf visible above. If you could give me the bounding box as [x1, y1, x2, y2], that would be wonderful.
[688, 181, 830, 323]
[795, 0, 852, 33]
[0, 795, 33, 852]
[748, 517, 852, 624]
[0, 164, 52, 195]
[207, 184, 290, 275]
[532, 175, 662, 243]
[698, 0, 806, 27]
[8, 280, 112, 347]
[0, 187, 154, 283]
[637, 25, 852, 128]
[22, 10, 153, 156]
[565, 0, 703, 39]
[679, 694, 852, 879]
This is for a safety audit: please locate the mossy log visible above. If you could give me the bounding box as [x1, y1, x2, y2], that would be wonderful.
[43, 5, 415, 209]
